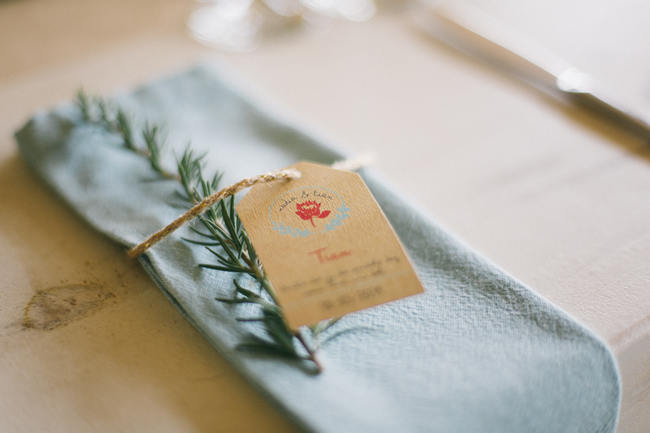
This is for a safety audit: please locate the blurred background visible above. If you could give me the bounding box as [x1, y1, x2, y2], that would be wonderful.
[1, 1, 648, 432]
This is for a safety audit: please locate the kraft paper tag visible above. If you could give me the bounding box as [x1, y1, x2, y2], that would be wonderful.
[236, 162, 424, 328]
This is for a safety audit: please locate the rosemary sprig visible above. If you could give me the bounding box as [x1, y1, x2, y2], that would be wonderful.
[75, 90, 340, 373]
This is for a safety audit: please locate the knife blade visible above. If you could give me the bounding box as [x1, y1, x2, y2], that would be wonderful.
[411, 1, 650, 141]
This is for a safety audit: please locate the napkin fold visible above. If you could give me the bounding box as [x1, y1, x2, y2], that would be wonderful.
[15, 65, 620, 433]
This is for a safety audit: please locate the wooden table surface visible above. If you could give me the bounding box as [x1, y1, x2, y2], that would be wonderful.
[1, 1, 648, 432]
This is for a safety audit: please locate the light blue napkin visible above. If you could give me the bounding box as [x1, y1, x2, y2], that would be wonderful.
[16, 65, 620, 433]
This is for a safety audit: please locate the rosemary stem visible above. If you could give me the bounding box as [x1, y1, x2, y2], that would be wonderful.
[75, 91, 329, 373]
[254, 266, 280, 305]
[252, 257, 323, 373]
[295, 330, 323, 373]
[132, 148, 179, 180]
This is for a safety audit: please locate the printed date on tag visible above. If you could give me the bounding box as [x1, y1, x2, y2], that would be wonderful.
[236, 162, 424, 329]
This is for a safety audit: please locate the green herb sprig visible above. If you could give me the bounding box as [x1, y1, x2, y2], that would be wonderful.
[76, 90, 341, 373]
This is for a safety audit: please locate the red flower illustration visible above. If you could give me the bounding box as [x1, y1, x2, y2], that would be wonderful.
[295, 200, 331, 227]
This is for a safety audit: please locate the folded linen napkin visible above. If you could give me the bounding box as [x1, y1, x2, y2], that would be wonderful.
[15, 65, 620, 433]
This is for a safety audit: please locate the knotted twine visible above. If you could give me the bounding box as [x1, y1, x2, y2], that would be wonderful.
[127, 154, 372, 258]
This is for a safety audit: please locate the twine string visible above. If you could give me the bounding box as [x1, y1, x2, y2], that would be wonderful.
[127, 156, 370, 258]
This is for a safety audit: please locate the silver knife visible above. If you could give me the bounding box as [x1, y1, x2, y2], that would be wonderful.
[411, 2, 650, 141]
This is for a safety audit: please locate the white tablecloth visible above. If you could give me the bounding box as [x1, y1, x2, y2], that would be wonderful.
[0, 1, 647, 432]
